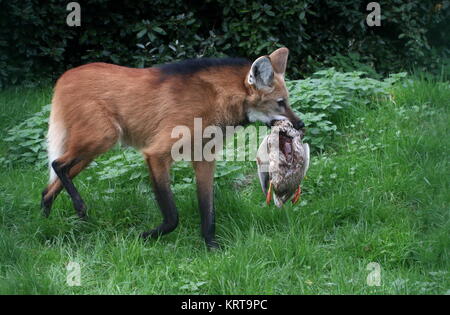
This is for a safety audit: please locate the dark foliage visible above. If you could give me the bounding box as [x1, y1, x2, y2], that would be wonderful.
[0, 0, 448, 87]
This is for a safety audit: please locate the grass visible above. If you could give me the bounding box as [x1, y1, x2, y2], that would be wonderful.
[0, 77, 449, 294]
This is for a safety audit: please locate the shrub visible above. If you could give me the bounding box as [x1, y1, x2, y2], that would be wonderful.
[0, 105, 50, 168]
[288, 69, 407, 150]
[0, 1, 448, 87]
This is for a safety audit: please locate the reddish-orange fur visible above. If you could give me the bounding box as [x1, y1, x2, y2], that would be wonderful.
[41, 48, 302, 247]
[44, 63, 250, 199]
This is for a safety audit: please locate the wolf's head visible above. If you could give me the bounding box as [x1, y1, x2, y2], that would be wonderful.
[245, 48, 304, 130]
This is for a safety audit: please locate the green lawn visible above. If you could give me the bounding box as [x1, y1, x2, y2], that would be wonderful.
[0, 77, 449, 294]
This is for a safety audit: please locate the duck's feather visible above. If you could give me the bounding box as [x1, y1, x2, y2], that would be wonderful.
[256, 135, 270, 195]
[258, 170, 270, 196]
[256, 120, 310, 207]
[302, 143, 310, 177]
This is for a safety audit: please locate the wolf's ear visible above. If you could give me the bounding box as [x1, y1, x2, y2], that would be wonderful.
[269, 47, 289, 75]
[247, 56, 274, 90]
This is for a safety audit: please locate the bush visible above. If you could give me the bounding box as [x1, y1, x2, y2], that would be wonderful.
[0, 104, 50, 168]
[288, 69, 407, 150]
[1, 0, 448, 87]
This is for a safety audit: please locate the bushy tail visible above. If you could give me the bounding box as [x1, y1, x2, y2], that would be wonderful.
[47, 109, 66, 184]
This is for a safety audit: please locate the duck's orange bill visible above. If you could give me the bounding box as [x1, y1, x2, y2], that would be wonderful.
[266, 181, 273, 205]
[292, 185, 302, 204]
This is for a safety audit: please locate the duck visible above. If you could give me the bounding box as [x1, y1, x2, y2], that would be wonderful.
[256, 120, 310, 207]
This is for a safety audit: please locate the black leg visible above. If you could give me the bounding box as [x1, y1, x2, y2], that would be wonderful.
[194, 161, 219, 249]
[141, 155, 179, 239]
[52, 159, 87, 219]
[41, 188, 53, 217]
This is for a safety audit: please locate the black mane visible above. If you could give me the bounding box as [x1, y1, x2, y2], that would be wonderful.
[156, 57, 251, 76]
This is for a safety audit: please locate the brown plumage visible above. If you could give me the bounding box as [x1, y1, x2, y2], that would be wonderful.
[257, 120, 310, 207]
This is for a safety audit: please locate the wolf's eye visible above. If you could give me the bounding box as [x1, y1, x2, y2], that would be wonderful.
[277, 99, 286, 108]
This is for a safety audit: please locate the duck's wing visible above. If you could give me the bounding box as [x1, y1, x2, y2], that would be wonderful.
[302, 143, 310, 177]
[258, 170, 269, 195]
[258, 169, 270, 196]
[256, 135, 270, 196]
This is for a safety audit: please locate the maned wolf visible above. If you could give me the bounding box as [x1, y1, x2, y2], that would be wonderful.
[41, 47, 304, 248]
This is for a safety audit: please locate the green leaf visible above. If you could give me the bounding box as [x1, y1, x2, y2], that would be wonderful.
[136, 29, 147, 39]
[152, 26, 166, 35]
